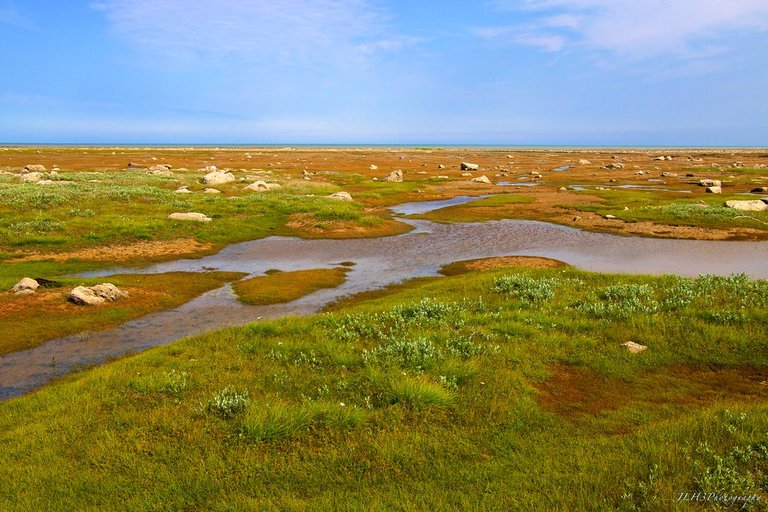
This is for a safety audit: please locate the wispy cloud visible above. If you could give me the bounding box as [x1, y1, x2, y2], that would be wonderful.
[480, 0, 768, 59]
[0, 3, 37, 30]
[92, 0, 412, 68]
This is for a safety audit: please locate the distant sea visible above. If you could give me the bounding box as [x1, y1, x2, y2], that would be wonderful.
[2, 143, 767, 150]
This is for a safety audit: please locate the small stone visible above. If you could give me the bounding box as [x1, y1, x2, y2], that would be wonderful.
[383, 170, 403, 183]
[578, 159, 591, 165]
[558, 187, 567, 192]
[603, 163, 624, 169]
[327, 191, 353, 202]
[24, 164, 46, 172]
[437, 164, 446, 169]
[203, 188, 221, 194]
[174, 186, 191, 194]
[245, 181, 269, 191]
[168, 212, 212, 222]
[369, 165, 378, 170]
[203, 171, 235, 185]
[621, 341, 647, 354]
[699, 179, 721, 187]
[604, 214, 617, 219]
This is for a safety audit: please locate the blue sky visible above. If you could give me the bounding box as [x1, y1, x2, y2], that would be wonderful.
[1, 0, 767, 145]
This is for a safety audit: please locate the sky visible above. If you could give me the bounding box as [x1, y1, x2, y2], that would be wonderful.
[1, 0, 767, 145]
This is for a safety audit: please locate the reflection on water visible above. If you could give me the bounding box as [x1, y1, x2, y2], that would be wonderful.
[2, 207, 767, 400]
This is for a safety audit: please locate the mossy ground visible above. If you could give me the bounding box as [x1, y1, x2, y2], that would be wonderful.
[232, 268, 349, 305]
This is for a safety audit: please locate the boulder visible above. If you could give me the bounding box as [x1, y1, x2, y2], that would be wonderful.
[461, 162, 479, 171]
[603, 163, 624, 169]
[706, 186, 722, 194]
[383, 170, 403, 183]
[174, 186, 191, 193]
[203, 171, 235, 185]
[471, 175, 491, 184]
[327, 191, 353, 202]
[168, 212, 212, 222]
[699, 179, 721, 187]
[578, 159, 591, 165]
[245, 180, 269, 191]
[203, 188, 221, 194]
[24, 164, 46, 172]
[751, 187, 768, 194]
[621, 341, 647, 354]
[68, 286, 105, 305]
[12, 277, 39, 294]
[90, 283, 128, 301]
[20, 172, 43, 183]
[724, 200, 768, 212]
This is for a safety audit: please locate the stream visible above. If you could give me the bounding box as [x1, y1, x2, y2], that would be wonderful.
[2, 195, 767, 400]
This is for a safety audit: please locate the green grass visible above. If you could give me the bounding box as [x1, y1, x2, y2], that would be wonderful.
[1, 266, 767, 510]
[570, 190, 768, 230]
[232, 268, 349, 305]
[408, 194, 534, 223]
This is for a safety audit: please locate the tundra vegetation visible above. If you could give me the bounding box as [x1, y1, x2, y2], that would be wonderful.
[1, 264, 767, 510]
[1, 147, 768, 509]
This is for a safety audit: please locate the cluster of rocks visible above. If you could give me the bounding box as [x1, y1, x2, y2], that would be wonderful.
[652, 156, 673, 161]
[699, 179, 722, 194]
[10, 278, 128, 306]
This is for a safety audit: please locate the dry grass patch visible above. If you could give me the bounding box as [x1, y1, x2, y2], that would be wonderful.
[232, 268, 349, 305]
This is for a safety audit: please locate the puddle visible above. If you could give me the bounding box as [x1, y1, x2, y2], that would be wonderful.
[497, 182, 541, 187]
[2, 202, 768, 400]
[552, 165, 572, 172]
[570, 184, 691, 193]
[389, 195, 489, 215]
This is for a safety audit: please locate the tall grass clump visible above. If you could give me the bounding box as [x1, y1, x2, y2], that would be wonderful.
[362, 337, 443, 373]
[206, 386, 249, 419]
[239, 401, 363, 442]
[491, 274, 558, 304]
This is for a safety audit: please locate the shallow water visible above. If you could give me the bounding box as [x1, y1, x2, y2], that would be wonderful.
[2, 204, 768, 400]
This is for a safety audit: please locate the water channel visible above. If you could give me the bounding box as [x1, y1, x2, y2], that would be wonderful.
[2, 196, 767, 400]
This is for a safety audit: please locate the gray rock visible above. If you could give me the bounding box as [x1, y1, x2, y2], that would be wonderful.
[68, 286, 105, 305]
[12, 277, 39, 294]
[724, 200, 768, 212]
[461, 162, 479, 171]
[20, 172, 43, 183]
[471, 175, 491, 184]
[203, 171, 235, 185]
[603, 163, 624, 169]
[90, 283, 128, 301]
[383, 170, 403, 183]
[327, 191, 353, 202]
[706, 186, 722, 194]
[621, 341, 647, 354]
[245, 180, 269, 191]
[24, 164, 46, 172]
[168, 212, 212, 222]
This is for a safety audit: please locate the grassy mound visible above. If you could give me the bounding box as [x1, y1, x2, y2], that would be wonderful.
[232, 268, 349, 305]
[1, 267, 767, 510]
